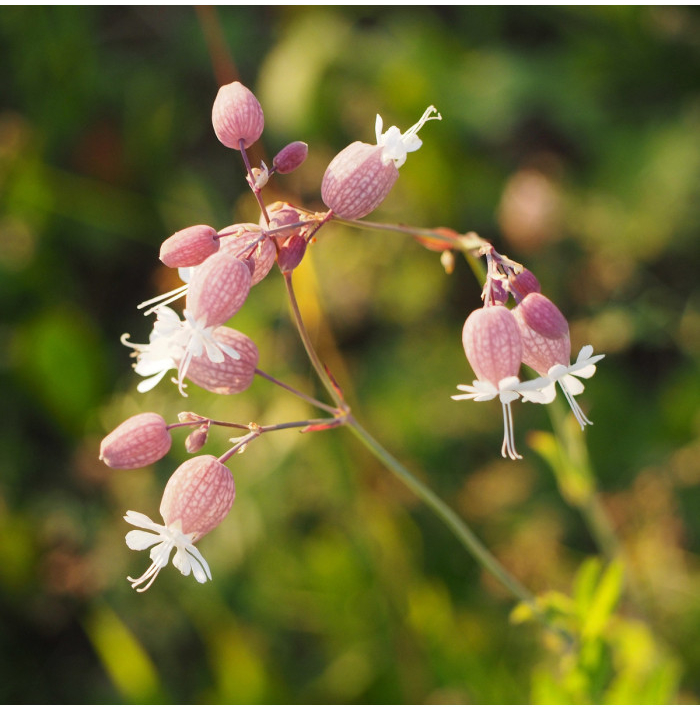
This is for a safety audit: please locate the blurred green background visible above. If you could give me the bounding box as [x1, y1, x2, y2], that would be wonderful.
[1, 6, 699, 703]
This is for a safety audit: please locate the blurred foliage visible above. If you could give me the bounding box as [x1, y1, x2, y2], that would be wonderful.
[1, 5, 699, 703]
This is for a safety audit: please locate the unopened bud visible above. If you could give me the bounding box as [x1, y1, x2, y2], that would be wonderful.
[219, 224, 276, 285]
[159, 455, 235, 540]
[185, 327, 259, 394]
[185, 422, 210, 453]
[100, 413, 172, 469]
[212, 81, 264, 150]
[186, 252, 252, 328]
[321, 142, 399, 220]
[277, 234, 307, 273]
[159, 225, 220, 268]
[262, 202, 307, 244]
[273, 141, 308, 174]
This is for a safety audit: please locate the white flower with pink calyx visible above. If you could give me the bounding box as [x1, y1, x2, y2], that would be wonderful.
[124, 455, 235, 592]
[321, 106, 441, 220]
[122, 305, 243, 396]
[452, 305, 541, 460]
[513, 292, 605, 428]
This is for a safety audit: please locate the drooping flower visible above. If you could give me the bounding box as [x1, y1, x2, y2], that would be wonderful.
[122, 305, 244, 396]
[321, 106, 441, 219]
[124, 455, 235, 592]
[513, 293, 604, 428]
[453, 306, 544, 460]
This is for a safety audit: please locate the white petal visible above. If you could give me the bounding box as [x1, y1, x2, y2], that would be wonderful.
[562, 373, 585, 396]
[136, 370, 169, 393]
[499, 389, 520, 404]
[125, 529, 162, 551]
[124, 510, 162, 531]
[570, 363, 598, 379]
[577, 344, 594, 361]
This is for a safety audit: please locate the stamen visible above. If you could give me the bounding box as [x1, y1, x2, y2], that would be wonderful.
[402, 105, 442, 139]
[137, 284, 189, 316]
[501, 401, 522, 460]
[559, 381, 593, 429]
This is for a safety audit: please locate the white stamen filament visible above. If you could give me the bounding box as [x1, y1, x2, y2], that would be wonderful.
[501, 401, 522, 460]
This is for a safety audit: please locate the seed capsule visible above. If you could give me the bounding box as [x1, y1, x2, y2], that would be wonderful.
[100, 412, 172, 469]
[159, 225, 219, 268]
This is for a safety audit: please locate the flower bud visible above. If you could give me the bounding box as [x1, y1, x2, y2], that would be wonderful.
[100, 413, 172, 469]
[185, 326, 259, 394]
[321, 141, 399, 220]
[273, 141, 308, 174]
[185, 422, 210, 453]
[186, 252, 252, 328]
[262, 202, 307, 245]
[159, 455, 235, 540]
[159, 225, 220, 268]
[218, 223, 276, 285]
[212, 81, 264, 150]
[508, 268, 541, 302]
[462, 306, 522, 386]
[277, 234, 307, 273]
[513, 293, 570, 374]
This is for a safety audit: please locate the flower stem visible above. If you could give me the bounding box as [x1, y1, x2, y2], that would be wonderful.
[283, 272, 345, 410]
[345, 414, 535, 605]
[282, 267, 572, 640]
[255, 367, 338, 414]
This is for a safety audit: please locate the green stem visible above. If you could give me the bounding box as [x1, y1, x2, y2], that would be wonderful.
[346, 414, 535, 604]
[283, 272, 345, 410]
[282, 263, 577, 643]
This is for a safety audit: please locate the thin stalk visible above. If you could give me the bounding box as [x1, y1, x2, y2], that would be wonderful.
[346, 414, 535, 604]
[255, 367, 338, 414]
[283, 272, 345, 410]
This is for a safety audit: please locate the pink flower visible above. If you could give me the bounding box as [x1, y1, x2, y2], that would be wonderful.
[184, 326, 259, 395]
[212, 81, 264, 150]
[100, 412, 172, 469]
[321, 106, 441, 219]
[452, 306, 529, 460]
[186, 252, 252, 328]
[513, 293, 605, 428]
[124, 455, 235, 591]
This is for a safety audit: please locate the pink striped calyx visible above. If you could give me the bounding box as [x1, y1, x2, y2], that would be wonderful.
[184, 326, 259, 394]
[218, 223, 276, 285]
[159, 225, 220, 268]
[100, 412, 172, 469]
[159, 455, 235, 540]
[186, 252, 252, 328]
[462, 306, 523, 386]
[321, 106, 441, 220]
[212, 81, 264, 150]
[512, 293, 570, 375]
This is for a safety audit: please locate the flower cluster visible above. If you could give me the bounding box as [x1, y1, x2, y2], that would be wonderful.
[100, 77, 602, 593]
[452, 247, 604, 460]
